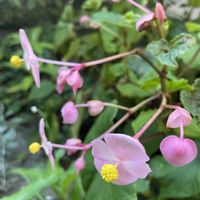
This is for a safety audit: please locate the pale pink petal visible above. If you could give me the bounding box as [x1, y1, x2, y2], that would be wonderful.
[39, 118, 48, 143]
[112, 164, 138, 185]
[61, 101, 79, 124]
[136, 13, 154, 31]
[87, 100, 105, 116]
[65, 138, 82, 155]
[19, 29, 33, 54]
[48, 153, 55, 169]
[122, 161, 151, 179]
[56, 83, 64, 94]
[155, 2, 165, 24]
[31, 61, 40, 88]
[160, 135, 197, 166]
[66, 70, 83, 95]
[92, 140, 117, 162]
[166, 107, 192, 128]
[104, 134, 149, 162]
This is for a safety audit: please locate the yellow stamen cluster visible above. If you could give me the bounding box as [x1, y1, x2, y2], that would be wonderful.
[10, 55, 22, 68]
[100, 164, 119, 183]
[29, 142, 41, 154]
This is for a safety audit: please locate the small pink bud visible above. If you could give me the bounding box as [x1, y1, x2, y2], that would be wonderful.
[166, 107, 192, 128]
[61, 101, 78, 124]
[160, 135, 197, 166]
[75, 155, 85, 173]
[154, 2, 165, 24]
[65, 138, 82, 155]
[87, 100, 105, 116]
[79, 15, 91, 25]
[66, 70, 83, 95]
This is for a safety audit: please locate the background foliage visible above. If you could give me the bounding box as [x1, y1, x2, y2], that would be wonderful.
[0, 0, 200, 199]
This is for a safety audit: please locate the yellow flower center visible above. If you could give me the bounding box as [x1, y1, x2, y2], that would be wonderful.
[100, 164, 119, 183]
[10, 55, 22, 68]
[29, 142, 41, 154]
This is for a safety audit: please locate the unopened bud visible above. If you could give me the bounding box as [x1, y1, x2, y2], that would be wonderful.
[87, 100, 104, 116]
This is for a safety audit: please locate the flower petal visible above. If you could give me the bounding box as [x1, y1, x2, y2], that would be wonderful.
[160, 135, 197, 166]
[92, 139, 117, 162]
[31, 61, 40, 88]
[112, 163, 138, 185]
[104, 133, 149, 162]
[19, 29, 33, 55]
[39, 118, 48, 143]
[122, 161, 151, 179]
[136, 13, 154, 31]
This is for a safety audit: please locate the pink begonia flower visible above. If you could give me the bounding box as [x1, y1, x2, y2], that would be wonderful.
[19, 29, 40, 88]
[65, 138, 83, 155]
[75, 154, 86, 173]
[61, 101, 79, 124]
[160, 135, 197, 167]
[87, 100, 105, 116]
[56, 67, 83, 95]
[39, 118, 55, 169]
[92, 133, 151, 185]
[155, 2, 166, 24]
[166, 106, 192, 128]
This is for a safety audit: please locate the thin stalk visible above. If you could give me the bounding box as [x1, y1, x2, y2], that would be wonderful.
[179, 122, 184, 139]
[126, 0, 152, 14]
[51, 143, 86, 151]
[133, 95, 167, 139]
[104, 103, 129, 111]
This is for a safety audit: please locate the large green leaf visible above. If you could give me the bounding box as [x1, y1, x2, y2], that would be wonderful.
[180, 78, 200, 116]
[146, 34, 196, 68]
[86, 174, 137, 200]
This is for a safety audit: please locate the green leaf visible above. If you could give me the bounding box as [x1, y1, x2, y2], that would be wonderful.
[166, 78, 193, 93]
[185, 22, 200, 32]
[86, 174, 137, 200]
[29, 80, 55, 100]
[188, 0, 200, 6]
[180, 78, 200, 116]
[146, 34, 196, 68]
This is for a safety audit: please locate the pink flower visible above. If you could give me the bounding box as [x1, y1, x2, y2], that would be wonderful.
[136, 13, 154, 31]
[79, 15, 91, 25]
[65, 138, 82, 155]
[61, 101, 79, 124]
[39, 118, 55, 169]
[166, 106, 192, 128]
[56, 67, 83, 95]
[160, 106, 197, 166]
[87, 100, 105, 116]
[75, 154, 86, 173]
[19, 29, 40, 88]
[92, 133, 151, 185]
[160, 135, 197, 166]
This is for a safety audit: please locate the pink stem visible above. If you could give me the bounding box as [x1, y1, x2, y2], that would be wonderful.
[83, 50, 137, 67]
[133, 96, 167, 139]
[35, 57, 81, 67]
[126, 0, 153, 14]
[51, 143, 86, 150]
[163, 104, 178, 110]
[179, 121, 184, 139]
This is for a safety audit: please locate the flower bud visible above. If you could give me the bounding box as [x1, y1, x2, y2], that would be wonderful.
[65, 138, 82, 155]
[166, 107, 192, 128]
[155, 2, 165, 24]
[61, 101, 79, 124]
[160, 135, 197, 166]
[87, 100, 104, 116]
[75, 155, 85, 173]
[79, 15, 91, 25]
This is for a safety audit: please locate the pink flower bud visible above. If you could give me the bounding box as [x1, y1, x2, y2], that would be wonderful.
[166, 107, 192, 128]
[75, 155, 85, 173]
[65, 138, 82, 155]
[87, 100, 105, 116]
[66, 70, 83, 95]
[79, 15, 91, 25]
[160, 135, 197, 166]
[61, 101, 78, 124]
[154, 2, 165, 24]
